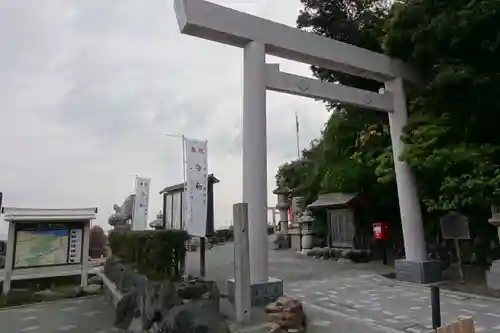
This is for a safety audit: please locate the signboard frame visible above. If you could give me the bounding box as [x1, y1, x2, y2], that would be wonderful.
[440, 212, 470, 241]
[439, 212, 470, 281]
[13, 222, 85, 268]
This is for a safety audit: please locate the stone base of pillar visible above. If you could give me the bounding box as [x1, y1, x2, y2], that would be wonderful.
[289, 228, 301, 251]
[273, 233, 290, 250]
[395, 259, 442, 284]
[301, 233, 314, 250]
[227, 277, 283, 306]
[486, 260, 500, 290]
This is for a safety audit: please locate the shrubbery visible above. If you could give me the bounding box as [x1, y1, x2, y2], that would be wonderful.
[108, 230, 189, 281]
[306, 247, 372, 263]
[210, 226, 275, 245]
[89, 225, 108, 258]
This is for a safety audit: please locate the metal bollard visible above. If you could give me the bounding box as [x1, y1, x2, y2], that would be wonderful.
[430, 285, 441, 329]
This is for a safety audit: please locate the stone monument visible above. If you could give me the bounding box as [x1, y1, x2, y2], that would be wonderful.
[108, 194, 135, 231]
[487, 205, 500, 290]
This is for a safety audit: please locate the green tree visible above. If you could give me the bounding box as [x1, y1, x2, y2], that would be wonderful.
[383, 0, 500, 264]
[278, 0, 500, 263]
[277, 0, 402, 241]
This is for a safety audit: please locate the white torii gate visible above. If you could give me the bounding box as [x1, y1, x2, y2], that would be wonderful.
[174, 0, 439, 285]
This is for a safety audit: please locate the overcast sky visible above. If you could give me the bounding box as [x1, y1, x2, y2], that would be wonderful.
[0, 0, 330, 234]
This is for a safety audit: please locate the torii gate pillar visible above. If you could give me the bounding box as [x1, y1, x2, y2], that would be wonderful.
[242, 41, 269, 284]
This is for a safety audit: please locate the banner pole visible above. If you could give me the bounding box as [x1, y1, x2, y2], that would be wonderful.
[181, 135, 189, 276]
[199, 139, 209, 278]
[131, 176, 138, 230]
[182, 135, 187, 191]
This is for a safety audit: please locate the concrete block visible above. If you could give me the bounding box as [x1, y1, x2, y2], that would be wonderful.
[228, 277, 283, 307]
[395, 259, 442, 284]
[487, 260, 500, 290]
[290, 233, 301, 252]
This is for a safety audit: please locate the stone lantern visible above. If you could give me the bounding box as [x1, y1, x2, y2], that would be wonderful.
[273, 176, 293, 235]
[299, 209, 315, 250]
[487, 205, 500, 290]
[490, 206, 500, 239]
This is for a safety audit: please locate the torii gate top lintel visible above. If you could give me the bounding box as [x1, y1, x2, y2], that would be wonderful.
[174, 0, 420, 84]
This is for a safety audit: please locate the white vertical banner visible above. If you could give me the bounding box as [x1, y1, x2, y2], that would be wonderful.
[132, 176, 151, 230]
[184, 138, 208, 237]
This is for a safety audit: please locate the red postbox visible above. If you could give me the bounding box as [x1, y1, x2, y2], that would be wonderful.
[373, 222, 389, 241]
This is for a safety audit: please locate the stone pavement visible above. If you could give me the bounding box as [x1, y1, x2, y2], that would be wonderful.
[0, 295, 121, 333]
[187, 239, 500, 333]
[287, 274, 500, 332]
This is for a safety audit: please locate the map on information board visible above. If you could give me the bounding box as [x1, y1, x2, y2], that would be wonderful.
[14, 229, 70, 268]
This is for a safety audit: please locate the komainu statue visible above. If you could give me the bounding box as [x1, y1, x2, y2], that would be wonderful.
[108, 194, 136, 230]
[149, 211, 164, 230]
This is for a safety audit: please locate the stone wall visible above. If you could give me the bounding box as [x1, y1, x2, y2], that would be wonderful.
[102, 258, 229, 333]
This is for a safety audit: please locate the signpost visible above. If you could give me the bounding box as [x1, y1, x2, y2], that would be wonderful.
[184, 137, 208, 277]
[233, 203, 251, 323]
[440, 212, 470, 281]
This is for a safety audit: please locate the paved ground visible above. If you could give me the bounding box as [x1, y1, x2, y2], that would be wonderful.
[288, 274, 500, 332]
[4, 239, 500, 333]
[187, 239, 500, 333]
[0, 296, 120, 333]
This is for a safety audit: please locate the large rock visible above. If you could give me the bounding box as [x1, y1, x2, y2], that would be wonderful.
[104, 258, 224, 332]
[141, 281, 181, 330]
[265, 296, 305, 332]
[176, 278, 220, 310]
[157, 299, 230, 333]
[115, 290, 139, 330]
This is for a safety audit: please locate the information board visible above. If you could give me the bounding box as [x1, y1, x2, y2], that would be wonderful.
[440, 212, 470, 240]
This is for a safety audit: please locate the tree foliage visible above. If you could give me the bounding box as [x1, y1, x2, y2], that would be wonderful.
[89, 225, 108, 258]
[278, 0, 500, 255]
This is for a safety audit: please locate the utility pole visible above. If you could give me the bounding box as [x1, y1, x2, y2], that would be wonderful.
[295, 110, 300, 159]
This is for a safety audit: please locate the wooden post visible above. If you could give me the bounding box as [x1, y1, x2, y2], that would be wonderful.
[454, 239, 464, 281]
[233, 203, 251, 323]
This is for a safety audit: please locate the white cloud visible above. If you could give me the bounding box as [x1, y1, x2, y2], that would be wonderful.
[0, 0, 329, 233]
